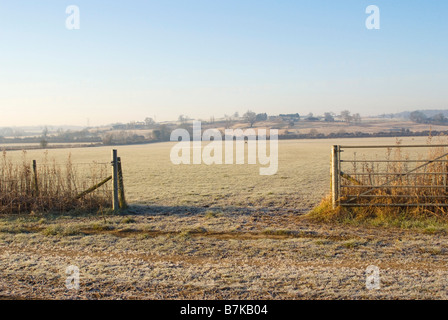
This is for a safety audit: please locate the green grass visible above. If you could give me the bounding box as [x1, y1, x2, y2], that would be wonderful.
[262, 229, 296, 236]
[204, 211, 218, 218]
[42, 225, 63, 236]
[90, 222, 115, 231]
[0, 225, 30, 234]
[307, 196, 448, 233]
[341, 239, 362, 249]
[120, 217, 136, 224]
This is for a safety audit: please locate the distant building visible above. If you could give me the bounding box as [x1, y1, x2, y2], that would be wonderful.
[279, 113, 301, 121]
[305, 116, 320, 122]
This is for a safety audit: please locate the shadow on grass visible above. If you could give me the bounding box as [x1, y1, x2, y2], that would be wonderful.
[0, 204, 309, 222]
[125, 204, 309, 216]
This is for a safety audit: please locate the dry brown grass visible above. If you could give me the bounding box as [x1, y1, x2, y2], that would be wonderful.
[334, 136, 448, 219]
[0, 150, 111, 214]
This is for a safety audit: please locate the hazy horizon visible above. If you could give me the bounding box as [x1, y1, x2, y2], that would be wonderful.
[1, 1, 447, 127]
[1, 107, 448, 131]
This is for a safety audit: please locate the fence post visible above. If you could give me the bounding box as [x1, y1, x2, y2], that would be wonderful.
[111, 149, 119, 212]
[32, 160, 39, 196]
[331, 145, 340, 209]
[117, 156, 127, 209]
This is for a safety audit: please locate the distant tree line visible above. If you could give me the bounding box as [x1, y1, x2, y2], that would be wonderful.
[409, 111, 448, 125]
[0, 128, 102, 145]
[279, 128, 443, 140]
[102, 124, 172, 145]
[1, 109, 369, 148]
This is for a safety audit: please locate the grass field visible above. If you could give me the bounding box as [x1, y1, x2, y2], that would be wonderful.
[2, 136, 448, 299]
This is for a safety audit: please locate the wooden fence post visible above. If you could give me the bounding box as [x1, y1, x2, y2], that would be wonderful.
[331, 145, 340, 209]
[111, 149, 119, 212]
[117, 157, 127, 209]
[32, 160, 39, 196]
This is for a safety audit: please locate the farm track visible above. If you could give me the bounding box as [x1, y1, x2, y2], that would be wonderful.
[8, 225, 351, 241]
[4, 238, 448, 272]
[2, 212, 448, 299]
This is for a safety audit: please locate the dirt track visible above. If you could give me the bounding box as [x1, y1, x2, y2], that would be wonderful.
[1, 210, 448, 300]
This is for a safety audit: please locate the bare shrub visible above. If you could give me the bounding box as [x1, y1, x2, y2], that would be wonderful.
[0, 150, 111, 214]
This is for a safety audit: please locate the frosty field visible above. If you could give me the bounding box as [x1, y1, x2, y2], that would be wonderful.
[1, 137, 448, 299]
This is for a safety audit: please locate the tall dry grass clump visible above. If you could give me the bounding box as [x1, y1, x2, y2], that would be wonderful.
[0, 150, 111, 214]
[340, 137, 448, 218]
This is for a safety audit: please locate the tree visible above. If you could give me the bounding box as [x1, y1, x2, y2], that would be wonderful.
[40, 127, 48, 148]
[324, 112, 335, 122]
[152, 124, 171, 141]
[432, 113, 446, 123]
[178, 115, 188, 124]
[340, 110, 352, 123]
[410, 111, 427, 123]
[243, 110, 257, 128]
[40, 139, 48, 148]
[144, 117, 155, 127]
[352, 113, 362, 124]
[42, 126, 48, 139]
[224, 114, 233, 129]
[102, 133, 113, 145]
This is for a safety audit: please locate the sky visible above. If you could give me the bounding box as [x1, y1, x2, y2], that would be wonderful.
[0, 0, 447, 127]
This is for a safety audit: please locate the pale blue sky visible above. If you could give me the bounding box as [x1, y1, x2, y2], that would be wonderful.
[0, 1, 447, 126]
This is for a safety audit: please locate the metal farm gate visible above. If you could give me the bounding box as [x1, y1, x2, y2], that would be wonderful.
[331, 144, 448, 209]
